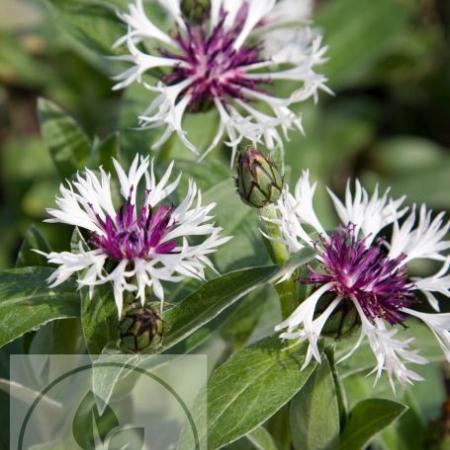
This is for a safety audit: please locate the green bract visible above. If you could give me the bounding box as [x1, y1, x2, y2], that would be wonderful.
[235, 148, 284, 209]
[119, 305, 163, 353]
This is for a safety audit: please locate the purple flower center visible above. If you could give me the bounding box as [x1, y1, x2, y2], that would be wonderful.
[306, 225, 416, 324]
[162, 3, 264, 111]
[90, 199, 177, 260]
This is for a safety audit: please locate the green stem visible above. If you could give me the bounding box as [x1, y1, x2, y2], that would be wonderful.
[260, 204, 298, 320]
[260, 205, 289, 265]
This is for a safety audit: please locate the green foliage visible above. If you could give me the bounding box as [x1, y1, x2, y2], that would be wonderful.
[338, 399, 407, 450]
[1, 0, 450, 448]
[15, 225, 51, 268]
[179, 338, 318, 450]
[45, 0, 124, 72]
[38, 98, 91, 179]
[0, 267, 80, 349]
[81, 283, 120, 355]
[246, 427, 280, 450]
[290, 357, 341, 450]
[161, 266, 280, 352]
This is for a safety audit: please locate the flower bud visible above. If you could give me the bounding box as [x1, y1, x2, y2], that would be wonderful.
[119, 305, 163, 353]
[235, 147, 283, 209]
[181, 0, 211, 25]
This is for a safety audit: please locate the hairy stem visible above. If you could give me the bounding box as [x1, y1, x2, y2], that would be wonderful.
[260, 204, 298, 319]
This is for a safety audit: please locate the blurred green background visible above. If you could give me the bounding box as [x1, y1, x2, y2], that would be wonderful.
[1, 0, 450, 448]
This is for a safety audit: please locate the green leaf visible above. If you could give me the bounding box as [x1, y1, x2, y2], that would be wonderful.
[247, 427, 280, 450]
[91, 133, 122, 173]
[342, 363, 445, 450]
[203, 180, 270, 272]
[338, 399, 407, 450]
[81, 283, 120, 355]
[72, 390, 120, 449]
[172, 158, 230, 192]
[161, 266, 278, 352]
[79, 247, 313, 356]
[45, 0, 124, 72]
[162, 250, 314, 353]
[0, 267, 80, 349]
[38, 97, 91, 179]
[16, 225, 51, 268]
[379, 392, 426, 450]
[220, 285, 275, 351]
[290, 357, 340, 450]
[179, 338, 318, 450]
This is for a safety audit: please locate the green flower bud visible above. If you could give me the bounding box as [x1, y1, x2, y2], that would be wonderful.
[119, 305, 163, 353]
[181, 0, 211, 25]
[235, 147, 283, 209]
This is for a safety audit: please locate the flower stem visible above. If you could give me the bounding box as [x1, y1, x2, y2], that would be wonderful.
[260, 204, 298, 319]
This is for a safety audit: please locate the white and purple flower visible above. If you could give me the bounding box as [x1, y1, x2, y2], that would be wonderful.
[113, 0, 329, 163]
[267, 171, 450, 388]
[41, 156, 230, 316]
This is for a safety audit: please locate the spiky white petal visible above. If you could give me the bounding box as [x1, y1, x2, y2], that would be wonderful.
[271, 172, 449, 388]
[276, 283, 338, 368]
[328, 181, 407, 244]
[42, 155, 230, 316]
[403, 308, 450, 362]
[413, 259, 450, 311]
[389, 205, 450, 262]
[113, 0, 328, 161]
[264, 170, 326, 254]
[350, 303, 426, 390]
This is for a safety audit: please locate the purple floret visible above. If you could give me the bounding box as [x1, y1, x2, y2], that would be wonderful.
[306, 225, 416, 324]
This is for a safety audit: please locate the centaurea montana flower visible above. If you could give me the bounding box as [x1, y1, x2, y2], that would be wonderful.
[266, 171, 450, 388]
[41, 156, 230, 316]
[112, 0, 329, 163]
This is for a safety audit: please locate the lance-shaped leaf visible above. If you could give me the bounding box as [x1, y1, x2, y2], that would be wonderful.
[38, 98, 91, 179]
[162, 249, 314, 353]
[290, 356, 340, 450]
[45, 0, 124, 71]
[0, 267, 80, 349]
[81, 249, 314, 356]
[179, 338, 318, 450]
[338, 399, 407, 450]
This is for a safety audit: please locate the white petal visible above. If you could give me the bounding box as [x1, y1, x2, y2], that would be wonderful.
[328, 180, 407, 243]
[413, 259, 450, 311]
[351, 300, 426, 389]
[403, 308, 450, 362]
[389, 205, 450, 262]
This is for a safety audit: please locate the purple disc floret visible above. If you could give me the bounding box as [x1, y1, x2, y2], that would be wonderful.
[162, 4, 265, 111]
[90, 197, 177, 261]
[306, 225, 416, 324]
